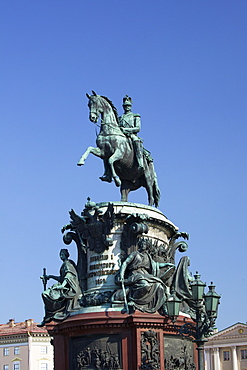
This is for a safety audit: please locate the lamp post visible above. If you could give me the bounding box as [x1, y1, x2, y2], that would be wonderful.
[167, 272, 221, 370]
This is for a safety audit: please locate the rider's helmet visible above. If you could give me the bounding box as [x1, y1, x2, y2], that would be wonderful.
[123, 95, 132, 106]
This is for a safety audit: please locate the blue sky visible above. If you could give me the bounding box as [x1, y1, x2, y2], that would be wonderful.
[1, 1, 247, 330]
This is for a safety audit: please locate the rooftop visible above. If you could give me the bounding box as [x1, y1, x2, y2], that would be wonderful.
[0, 319, 48, 336]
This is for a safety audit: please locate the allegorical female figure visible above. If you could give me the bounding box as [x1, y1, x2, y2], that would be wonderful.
[39, 248, 81, 326]
[171, 256, 197, 315]
[111, 239, 175, 313]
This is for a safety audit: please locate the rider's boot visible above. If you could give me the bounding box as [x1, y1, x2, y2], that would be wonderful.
[134, 141, 144, 172]
[100, 160, 112, 182]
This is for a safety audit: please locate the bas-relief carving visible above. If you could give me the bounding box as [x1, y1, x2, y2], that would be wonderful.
[141, 330, 160, 370]
[164, 336, 196, 370]
[70, 334, 122, 370]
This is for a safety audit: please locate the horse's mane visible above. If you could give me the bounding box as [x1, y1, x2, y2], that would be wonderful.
[101, 95, 119, 124]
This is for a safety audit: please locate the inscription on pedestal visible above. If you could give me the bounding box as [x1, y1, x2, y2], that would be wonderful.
[88, 253, 118, 284]
[87, 242, 120, 292]
[69, 334, 122, 370]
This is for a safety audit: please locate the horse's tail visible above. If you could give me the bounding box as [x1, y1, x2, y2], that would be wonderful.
[147, 160, 161, 207]
[153, 177, 160, 207]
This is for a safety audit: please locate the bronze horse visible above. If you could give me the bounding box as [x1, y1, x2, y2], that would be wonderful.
[77, 91, 160, 207]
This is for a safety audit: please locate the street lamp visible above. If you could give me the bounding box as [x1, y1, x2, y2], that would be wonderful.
[167, 272, 221, 370]
[166, 290, 181, 320]
[204, 282, 221, 320]
[190, 272, 206, 301]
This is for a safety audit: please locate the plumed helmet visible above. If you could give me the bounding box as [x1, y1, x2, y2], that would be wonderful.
[123, 95, 132, 106]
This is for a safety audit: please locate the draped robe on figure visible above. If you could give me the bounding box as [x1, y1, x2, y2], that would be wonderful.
[42, 259, 81, 322]
[112, 251, 169, 313]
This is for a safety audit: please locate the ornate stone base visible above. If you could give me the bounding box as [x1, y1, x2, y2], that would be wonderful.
[45, 201, 197, 369]
[46, 311, 197, 370]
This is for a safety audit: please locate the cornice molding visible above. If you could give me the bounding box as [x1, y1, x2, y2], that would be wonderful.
[0, 332, 51, 345]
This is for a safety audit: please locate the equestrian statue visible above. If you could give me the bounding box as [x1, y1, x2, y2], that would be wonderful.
[77, 91, 160, 207]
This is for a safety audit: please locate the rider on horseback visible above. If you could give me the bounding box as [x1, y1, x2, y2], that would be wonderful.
[78, 91, 160, 206]
[119, 96, 144, 172]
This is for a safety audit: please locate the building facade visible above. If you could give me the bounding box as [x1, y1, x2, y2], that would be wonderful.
[0, 319, 53, 370]
[205, 323, 247, 370]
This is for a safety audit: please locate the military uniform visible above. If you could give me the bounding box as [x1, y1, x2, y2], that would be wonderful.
[119, 95, 144, 170]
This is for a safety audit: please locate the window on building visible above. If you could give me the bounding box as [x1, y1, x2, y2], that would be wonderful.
[40, 346, 47, 354]
[223, 351, 230, 361]
[14, 347, 20, 355]
[4, 365, 9, 370]
[3, 348, 9, 356]
[241, 349, 247, 360]
[40, 364, 48, 370]
[13, 363, 20, 370]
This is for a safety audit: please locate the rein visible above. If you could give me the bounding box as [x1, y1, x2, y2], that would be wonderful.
[90, 110, 119, 129]
[90, 101, 125, 136]
[93, 122, 126, 137]
[101, 120, 119, 129]
[100, 120, 126, 137]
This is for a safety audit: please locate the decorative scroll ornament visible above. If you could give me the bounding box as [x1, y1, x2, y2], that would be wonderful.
[166, 231, 189, 265]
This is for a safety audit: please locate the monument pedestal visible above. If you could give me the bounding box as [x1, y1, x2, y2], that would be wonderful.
[40, 91, 220, 369]
[44, 202, 197, 369]
[47, 311, 197, 370]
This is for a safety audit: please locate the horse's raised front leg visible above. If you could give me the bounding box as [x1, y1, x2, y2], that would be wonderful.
[77, 146, 102, 166]
[108, 149, 122, 187]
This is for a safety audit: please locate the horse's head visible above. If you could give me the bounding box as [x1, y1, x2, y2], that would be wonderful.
[86, 90, 101, 123]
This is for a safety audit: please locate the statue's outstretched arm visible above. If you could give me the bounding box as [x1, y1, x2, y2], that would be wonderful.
[47, 274, 61, 282]
[158, 262, 175, 268]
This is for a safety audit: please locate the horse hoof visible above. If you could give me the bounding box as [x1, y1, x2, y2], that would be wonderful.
[100, 175, 112, 183]
[77, 160, 85, 166]
[114, 177, 121, 187]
